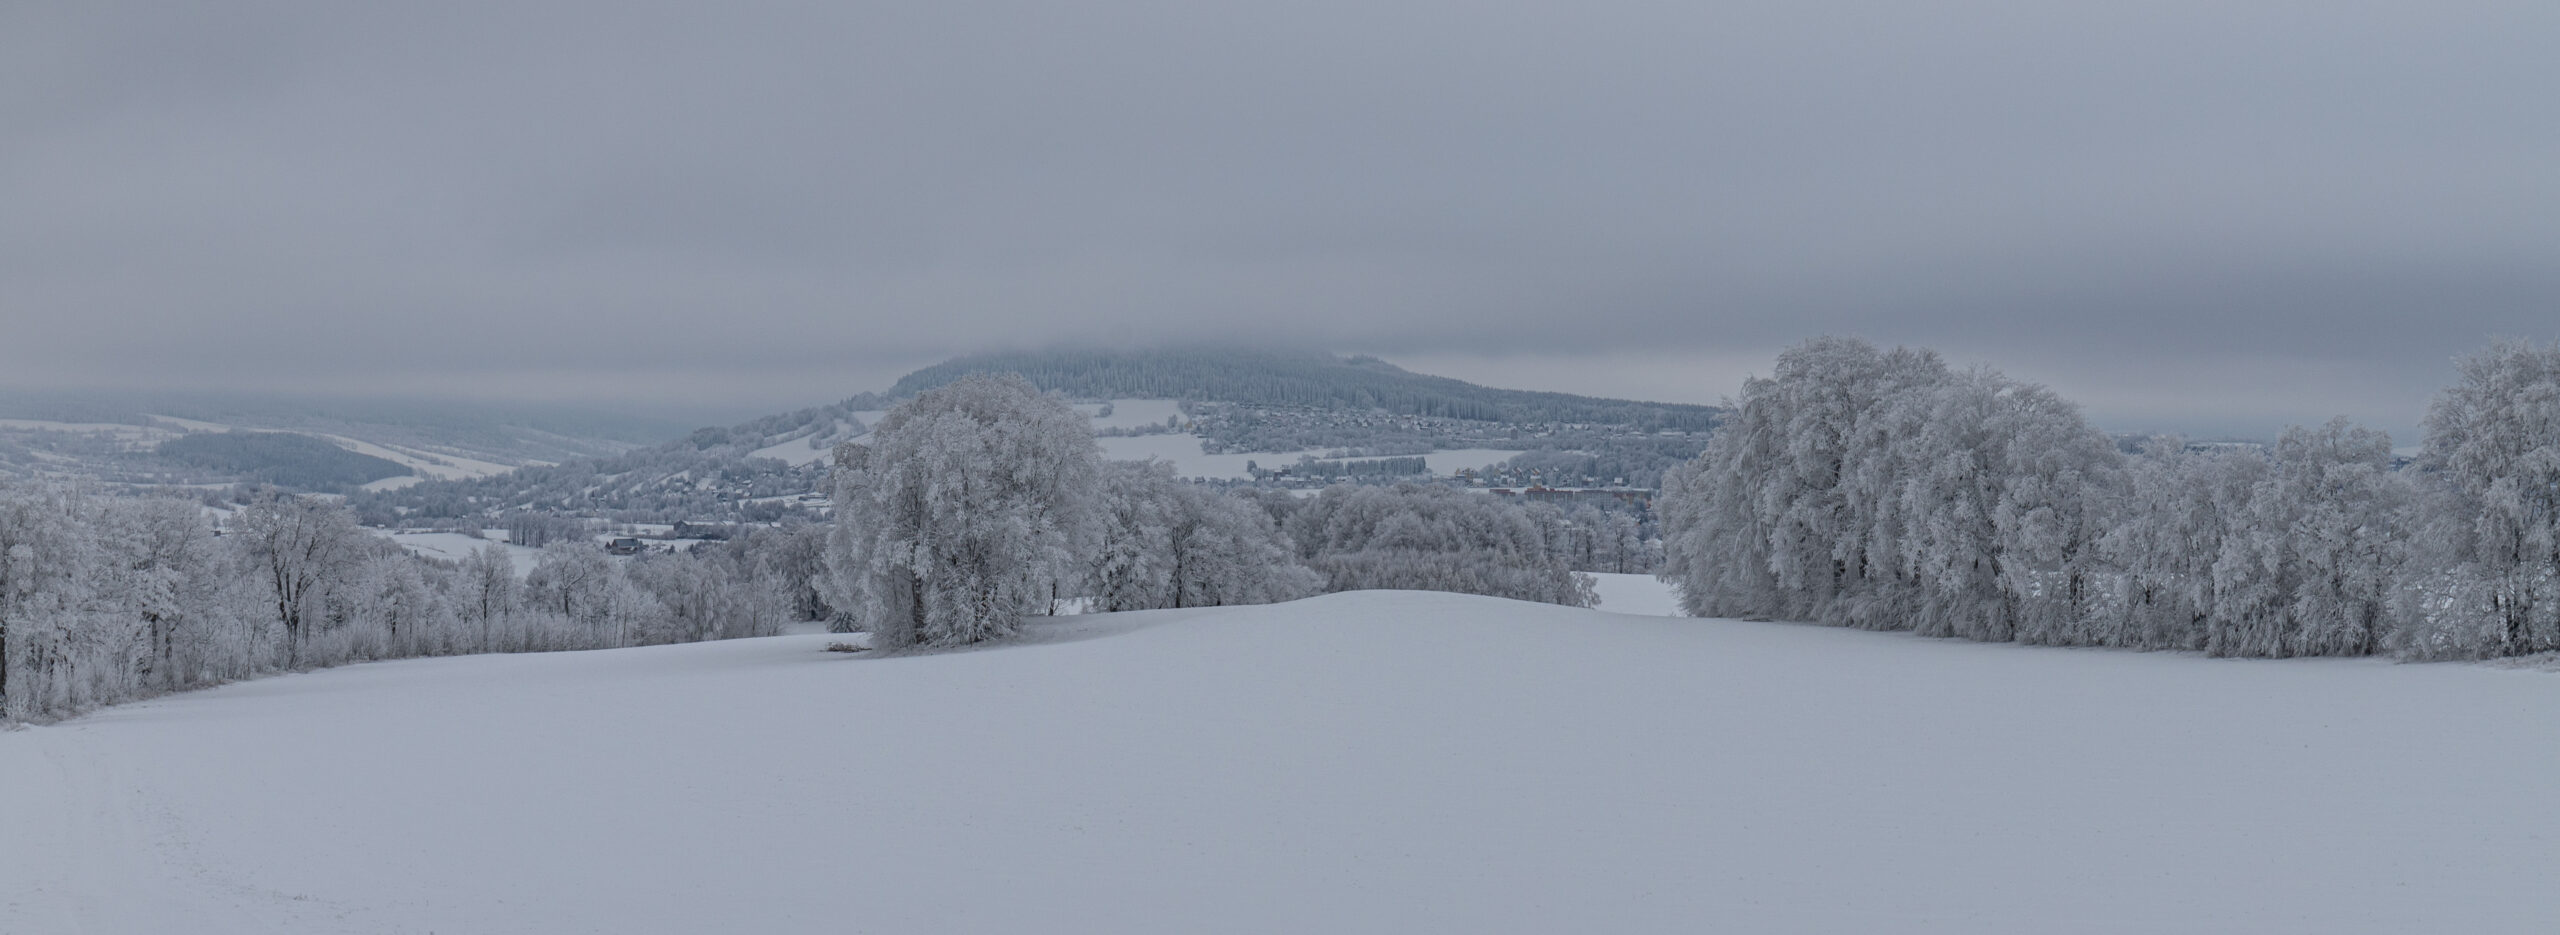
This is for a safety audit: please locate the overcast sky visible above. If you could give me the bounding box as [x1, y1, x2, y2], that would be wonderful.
[6, 1, 2552, 439]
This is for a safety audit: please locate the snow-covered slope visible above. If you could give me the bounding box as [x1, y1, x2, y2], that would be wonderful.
[373, 530, 545, 576]
[1587, 571, 1681, 615]
[747, 411, 885, 467]
[4, 592, 2554, 934]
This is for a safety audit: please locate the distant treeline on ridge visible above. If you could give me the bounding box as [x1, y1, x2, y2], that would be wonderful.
[156, 431, 411, 490]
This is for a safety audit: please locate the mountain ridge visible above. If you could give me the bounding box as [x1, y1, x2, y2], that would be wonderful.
[891, 347, 1718, 431]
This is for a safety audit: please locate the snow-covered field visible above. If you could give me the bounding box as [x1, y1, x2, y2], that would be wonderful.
[736, 400, 1530, 481]
[149, 416, 528, 482]
[373, 530, 714, 575]
[1081, 400, 1531, 480]
[1411, 447, 1534, 475]
[6, 590, 2555, 934]
[1096, 435, 1529, 482]
[319, 433, 525, 482]
[1587, 571, 1681, 616]
[1095, 434, 1320, 479]
[0, 418, 172, 439]
[374, 530, 543, 575]
[0, 414, 532, 487]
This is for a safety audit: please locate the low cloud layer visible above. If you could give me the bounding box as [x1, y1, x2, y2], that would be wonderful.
[5, 1, 2552, 438]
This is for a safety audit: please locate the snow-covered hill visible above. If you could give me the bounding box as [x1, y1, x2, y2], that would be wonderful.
[4, 592, 2553, 933]
[0, 410, 625, 492]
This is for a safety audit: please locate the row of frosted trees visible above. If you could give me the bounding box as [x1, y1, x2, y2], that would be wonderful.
[0, 488, 790, 721]
[825, 374, 1319, 649]
[825, 375, 1605, 649]
[1658, 337, 2560, 659]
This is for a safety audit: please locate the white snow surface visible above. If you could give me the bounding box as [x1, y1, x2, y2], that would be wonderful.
[319, 433, 522, 482]
[0, 419, 171, 438]
[8, 413, 525, 484]
[1411, 447, 1532, 475]
[373, 530, 542, 576]
[1587, 571, 1682, 616]
[1094, 434, 1317, 479]
[1094, 435, 1528, 481]
[142, 414, 233, 433]
[6, 591, 2556, 934]
[747, 433, 837, 467]
[751, 411, 888, 467]
[1076, 398, 1186, 432]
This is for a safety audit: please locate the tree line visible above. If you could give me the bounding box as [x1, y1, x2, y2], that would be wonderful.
[824, 375, 1606, 649]
[1658, 336, 2560, 660]
[0, 489, 795, 722]
[154, 430, 414, 490]
[3, 377, 1649, 716]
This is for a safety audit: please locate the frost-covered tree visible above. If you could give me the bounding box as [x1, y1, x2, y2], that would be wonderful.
[1658, 337, 2477, 662]
[717, 522, 835, 624]
[1285, 483, 1595, 607]
[1091, 460, 1318, 612]
[1659, 338, 1955, 624]
[525, 541, 661, 647]
[1090, 460, 1181, 612]
[234, 495, 364, 668]
[2267, 420, 2406, 656]
[526, 541, 613, 622]
[332, 551, 452, 659]
[93, 495, 241, 690]
[3, 485, 260, 719]
[1588, 509, 1650, 574]
[2097, 440, 2264, 650]
[2, 481, 780, 723]
[457, 542, 519, 648]
[2412, 340, 2560, 656]
[1163, 484, 1323, 608]
[825, 374, 1102, 648]
[1661, 338, 2123, 642]
[627, 549, 788, 644]
[1985, 380, 2125, 646]
[2128, 421, 2409, 659]
[1, 484, 106, 719]
[1884, 368, 2008, 638]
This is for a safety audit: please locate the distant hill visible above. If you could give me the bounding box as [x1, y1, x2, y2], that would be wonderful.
[0, 389, 686, 466]
[349, 396, 883, 526]
[891, 348, 1719, 431]
[358, 347, 1720, 526]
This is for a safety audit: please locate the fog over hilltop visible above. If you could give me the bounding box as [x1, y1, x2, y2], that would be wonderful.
[6, 2, 2553, 440]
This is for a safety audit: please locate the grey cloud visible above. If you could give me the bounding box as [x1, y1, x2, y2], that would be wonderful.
[2, 0, 2552, 436]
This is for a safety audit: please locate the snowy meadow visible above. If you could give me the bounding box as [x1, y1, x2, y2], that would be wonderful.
[6, 591, 2556, 934]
